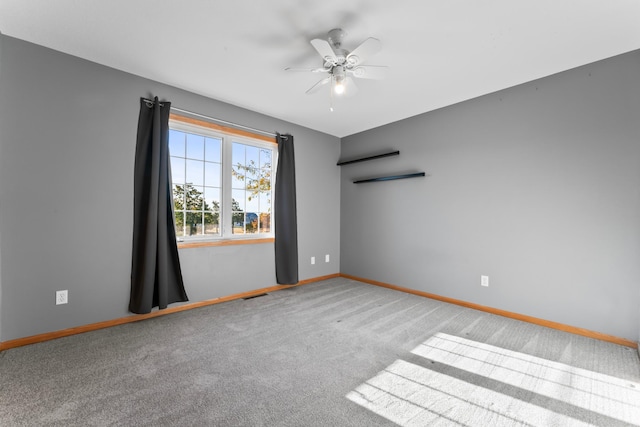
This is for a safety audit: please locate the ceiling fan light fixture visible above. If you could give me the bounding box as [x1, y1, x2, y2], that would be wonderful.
[333, 66, 346, 95]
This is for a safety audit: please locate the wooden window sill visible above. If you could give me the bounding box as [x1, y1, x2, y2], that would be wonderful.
[177, 237, 274, 249]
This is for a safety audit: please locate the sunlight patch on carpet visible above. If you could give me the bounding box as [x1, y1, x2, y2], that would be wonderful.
[347, 333, 640, 426]
[413, 333, 640, 425]
[347, 359, 597, 426]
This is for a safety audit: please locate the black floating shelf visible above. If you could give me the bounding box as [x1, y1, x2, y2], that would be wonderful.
[337, 150, 400, 166]
[354, 172, 426, 184]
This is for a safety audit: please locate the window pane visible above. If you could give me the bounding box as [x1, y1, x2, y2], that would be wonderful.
[204, 162, 221, 188]
[232, 190, 245, 211]
[186, 134, 205, 160]
[259, 213, 271, 233]
[246, 192, 259, 213]
[232, 212, 244, 233]
[174, 211, 185, 237]
[204, 223, 219, 235]
[173, 185, 185, 210]
[245, 212, 258, 234]
[232, 165, 245, 189]
[170, 157, 185, 184]
[204, 211, 220, 235]
[205, 137, 221, 163]
[246, 163, 259, 183]
[232, 142, 245, 165]
[259, 191, 271, 213]
[246, 145, 259, 167]
[169, 130, 185, 157]
[184, 211, 203, 235]
[186, 160, 204, 186]
[185, 185, 204, 210]
[260, 167, 272, 193]
[260, 149, 271, 168]
[204, 187, 220, 211]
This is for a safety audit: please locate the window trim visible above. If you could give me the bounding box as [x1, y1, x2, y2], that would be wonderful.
[169, 114, 276, 145]
[169, 113, 277, 245]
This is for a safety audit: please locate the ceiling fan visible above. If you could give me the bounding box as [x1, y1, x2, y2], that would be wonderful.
[286, 28, 387, 105]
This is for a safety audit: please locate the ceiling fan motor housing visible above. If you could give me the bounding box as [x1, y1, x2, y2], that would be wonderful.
[327, 28, 346, 49]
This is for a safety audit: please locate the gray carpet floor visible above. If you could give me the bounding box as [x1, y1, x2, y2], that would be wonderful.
[1, 277, 639, 426]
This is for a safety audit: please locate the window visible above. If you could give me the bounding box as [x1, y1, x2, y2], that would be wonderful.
[168, 114, 276, 242]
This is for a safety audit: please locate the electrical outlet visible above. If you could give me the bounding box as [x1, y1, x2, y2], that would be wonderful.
[56, 290, 68, 305]
[311, 256, 315, 265]
[325, 254, 330, 263]
[481, 276, 489, 287]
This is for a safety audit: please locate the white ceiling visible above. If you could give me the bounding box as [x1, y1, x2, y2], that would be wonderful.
[2, 1, 640, 137]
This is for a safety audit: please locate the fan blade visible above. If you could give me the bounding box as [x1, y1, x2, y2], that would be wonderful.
[285, 67, 330, 73]
[346, 37, 381, 66]
[349, 65, 388, 80]
[310, 39, 337, 64]
[306, 77, 331, 94]
[341, 77, 358, 97]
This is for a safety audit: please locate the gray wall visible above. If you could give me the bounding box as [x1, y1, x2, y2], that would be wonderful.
[341, 50, 640, 341]
[0, 35, 341, 342]
[0, 31, 4, 341]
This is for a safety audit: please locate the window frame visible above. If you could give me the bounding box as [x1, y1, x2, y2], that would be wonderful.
[169, 113, 277, 246]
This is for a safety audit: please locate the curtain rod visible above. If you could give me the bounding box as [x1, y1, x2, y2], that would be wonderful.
[142, 98, 284, 139]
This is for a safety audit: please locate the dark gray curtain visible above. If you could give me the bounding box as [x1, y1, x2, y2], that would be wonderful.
[129, 97, 188, 314]
[274, 133, 299, 284]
